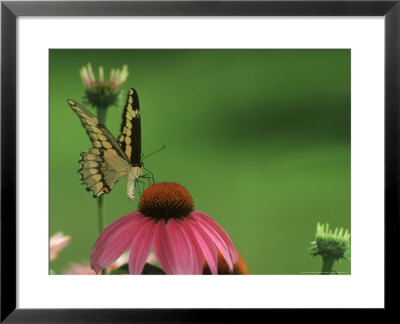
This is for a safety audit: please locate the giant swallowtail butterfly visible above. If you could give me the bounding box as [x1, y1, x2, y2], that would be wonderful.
[67, 88, 143, 202]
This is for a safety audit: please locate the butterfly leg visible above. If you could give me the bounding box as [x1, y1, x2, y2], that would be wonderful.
[143, 167, 155, 185]
[139, 174, 153, 191]
[136, 178, 146, 197]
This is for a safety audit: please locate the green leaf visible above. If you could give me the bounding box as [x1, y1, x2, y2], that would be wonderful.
[49, 268, 57, 275]
[107, 263, 165, 275]
[142, 263, 165, 275]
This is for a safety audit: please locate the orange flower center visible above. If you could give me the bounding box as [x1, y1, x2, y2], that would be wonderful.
[138, 182, 194, 221]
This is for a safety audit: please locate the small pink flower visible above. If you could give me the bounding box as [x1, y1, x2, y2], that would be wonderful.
[90, 182, 238, 275]
[63, 253, 129, 275]
[80, 63, 129, 92]
[50, 232, 71, 261]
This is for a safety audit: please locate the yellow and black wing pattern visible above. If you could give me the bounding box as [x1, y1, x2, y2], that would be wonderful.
[117, 89, 142, 167]
[67, 99, 131, 198]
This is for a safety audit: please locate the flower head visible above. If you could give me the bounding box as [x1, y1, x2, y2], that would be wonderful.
[90, 182, 238, 275]
[310, 222, 351, 261]
[50, 232, 71, 261]
[80, 63, 129, 108]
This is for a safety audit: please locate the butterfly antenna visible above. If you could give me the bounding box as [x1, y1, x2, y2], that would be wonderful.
[142, 145, 166, 161]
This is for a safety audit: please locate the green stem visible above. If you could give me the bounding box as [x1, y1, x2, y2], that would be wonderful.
[96, 106, 107, 126]
[97, 195, 105, 234]
[321, 257, 336, 275]
[95, 105, 108, 235]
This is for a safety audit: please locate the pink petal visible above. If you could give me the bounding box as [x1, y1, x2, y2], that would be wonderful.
[185, 218, 218, 275]
[178, 219, 204, 274]
[166, 219, 193, 274]
[91, 212, 144, 257]
[193, 215, 234, 272]
[128, 220, 156, 274]
[91, 215, 149, 273]
[97, 216, 150, 269]
[153, 221, 178, 274]
[192, 211, 238, 264]
[90, 213, 139, 269]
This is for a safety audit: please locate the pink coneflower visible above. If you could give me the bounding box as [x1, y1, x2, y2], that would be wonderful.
[50, 232, 71, 261]
[90, 182, 238, 275]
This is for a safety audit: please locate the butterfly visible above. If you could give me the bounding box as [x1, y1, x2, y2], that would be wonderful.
[67, 88, 143, 202]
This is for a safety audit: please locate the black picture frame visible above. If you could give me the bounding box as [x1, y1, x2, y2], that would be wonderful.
[1, 0, 398, 321]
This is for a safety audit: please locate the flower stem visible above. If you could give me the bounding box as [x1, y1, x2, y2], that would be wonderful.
[96, 106, 107, 126]
[321, 256, 335, 275]
[95, 105, 108, 235]
[97, 196, 105, 234]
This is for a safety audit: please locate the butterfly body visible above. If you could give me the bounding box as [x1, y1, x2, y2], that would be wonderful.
[127, 166, 143, 201]
[68, 88, 143, 202]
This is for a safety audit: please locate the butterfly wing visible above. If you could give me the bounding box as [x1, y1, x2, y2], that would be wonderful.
[117, 89, 142, 166]
[79, 148, 130, 197]
[68, 99, 131, 197]
[68, 99, 129, 160]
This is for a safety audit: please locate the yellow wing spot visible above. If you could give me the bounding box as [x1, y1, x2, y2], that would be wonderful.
[126, 120, 132, 130]
[85, 119, 98, 127]
[129, 89, 134, 95]
[128, 96, 133, 104]
[126, 128, 132, 136]
[91, 126, 101, 134]
[123, 126, 127, 134]
[125, 145, 132, 159]
[119, 135, 125, 143]
[127, 103, 133, 111]
[76, 111, 85, 118]
[125, 136, 131, 145]
[68, 100, 75, 105]
[102, 141, 112, 149]
[98, 134, 107, 141]
[126, 112, 133, 121]
[93, 140, 102, 148]
[131, 109, 139, 118]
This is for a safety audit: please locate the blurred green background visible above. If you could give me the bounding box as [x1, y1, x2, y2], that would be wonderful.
[50, 49, 350, 275]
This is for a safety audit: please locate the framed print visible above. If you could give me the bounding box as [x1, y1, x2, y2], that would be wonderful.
[1, 0, 399, 321]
